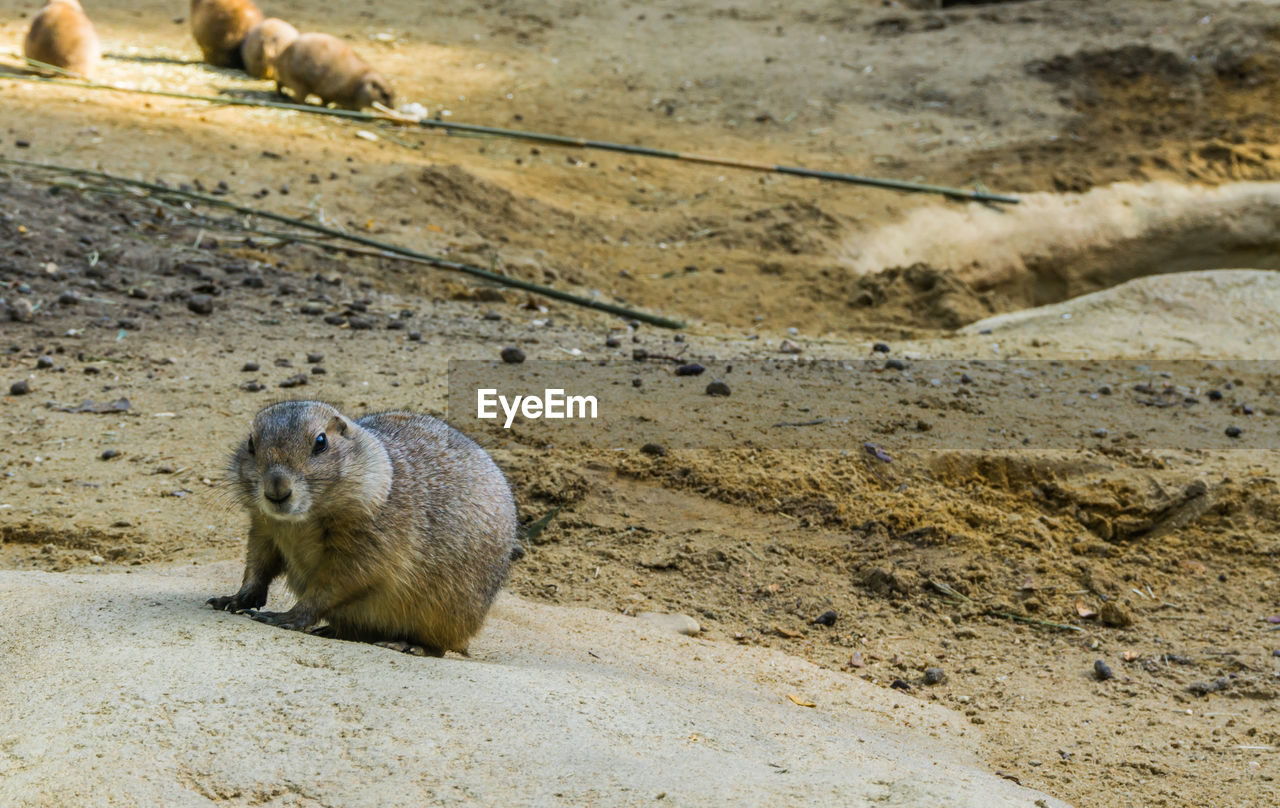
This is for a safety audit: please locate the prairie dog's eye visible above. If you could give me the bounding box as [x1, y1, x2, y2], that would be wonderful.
[313, 433, 327, 455]
[247, 437, 255, 456]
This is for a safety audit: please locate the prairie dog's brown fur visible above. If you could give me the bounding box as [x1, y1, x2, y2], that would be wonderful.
[190, 0, 263, 69]
[275, 32, 394, 111]
[211, 400, 520, 656]
[23, 0, 100, 77]
[241, 17, 297, 81]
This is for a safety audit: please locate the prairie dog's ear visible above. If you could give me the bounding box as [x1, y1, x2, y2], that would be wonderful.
[327, 414, 351, 437]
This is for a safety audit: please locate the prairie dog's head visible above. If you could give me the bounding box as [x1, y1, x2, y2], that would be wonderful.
[230, 400, 389, 522]
[355, 72, 395, 111]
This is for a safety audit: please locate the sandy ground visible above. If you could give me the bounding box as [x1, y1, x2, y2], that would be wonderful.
[3, 1, 1280, 806]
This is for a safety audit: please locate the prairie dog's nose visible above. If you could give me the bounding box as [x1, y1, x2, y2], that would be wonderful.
[264, 469, 293, 503]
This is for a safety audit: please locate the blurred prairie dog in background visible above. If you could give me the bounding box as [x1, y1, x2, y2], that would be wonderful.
[241, 17, 298, 80]
[275, 32, 394, 111]
[190, 0, 263, 68]
[23, 0, 100, 77]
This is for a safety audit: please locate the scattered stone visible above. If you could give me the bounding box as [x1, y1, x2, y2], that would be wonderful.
[7, 298, 35, 322]
[1091, 428, 1108, 439]
[1225, 426, 1243, 438]
[241, 361, 260, 372]
[811, 610, 837, 627]
[242, 275, 265, 288]
[779, 338, 802, 354]
[88, 555, 105, 564]
[307, 352, 324, 364]
[1098, 384, 1112, 395]
[1093, 660, 1113, 681]
[872, 342, 891, 353]
[501, 346, 526, 364]
[705, 380, 731, 397]
[884, 358, 907, 371]
[632, 378, 642, 388]
[408, 331, 422, 342]
[640, 443, 667, 457]
[1207, 389, 1223, 401]
[1098, 600, 1134, 628]
[605, 336, 621, 348]
[278, 374, 308, 388]
[847, 652, 865, 668]
[483, 311, 502, 321]
[58, 290, 79, 305]
[299, 304, 324, 316]
[347, 301, 368, 313]
[387, 320, 406, 331]
[675, 363, 705, 376]
[311, 366, 326, 375]
[323, 314, 347, 326]
[117, 319, 140, 331]
[241, 381, 265, 392]
[36, 356, 54, 369]
[348, 317, 374, 330]
[923, 667, 946, 686]
[100, 449, 120, 461]
[187, 294, 214, 315]
[889, 679, 911, 691]
[274, 358, 293, 368]
[9, 379, 31, 395]
[83, 366, 101, 375]
[1188, 677, 1232, 696]
[636, 612, 700, 636]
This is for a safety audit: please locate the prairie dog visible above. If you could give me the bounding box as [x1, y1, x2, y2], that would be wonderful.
[23, 0, 100, 78]
[211, 400, 520, 656]
[275, 32, 394, 111]
[190, 0, 263, 69]
[241, 17, 298, 81]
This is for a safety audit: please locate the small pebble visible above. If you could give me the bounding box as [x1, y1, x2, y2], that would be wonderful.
[323, 314, 347, 326]
[640, 443, 667, 457]
[705, 380, 731, 397]
[501, 346, 526, 364]
[311, 366, 326, 375]
[241, 361, 260, 372]
[632, 378, 642, 388]
[1225, 426, 1243, 438]
[779, 338, 802, 354]
[1092, 428, 1108, 438]
[299, 304, 324, 316]
[1207, 389, 1223, 401]
[811, 610, 837, 627]
[278, 373, 308, 388]
[923, 667, 946, 685]
[386, 320, 406, 331]
[36, 355, 54, 369]
[1094, 660, 1113, 681]
[483, 311, 502, 321]
[88, 555, 105, 565]
[242, 276, 265, 288]
[872, 342, 890, 353]
[274, 358, 293, 368]
[675, 363, 705, 376]
[306, 352, 324, 364]
[636, 611, 700, 636]
[1098, 384, 1113, 395]
[408, 331, 423, 342]
[885, 358, 907, 371]
[605, 336, 621, 348]
[959, 373, 973, 384]
[241, 381, 265, 392]
[348, 317, 374, 330]
[9, 379, 31, 395]
[889, 679, 911, 691]
[187, 294, 214, 315]
[100, 449, 120, 461]
[58, 290, 79, 305]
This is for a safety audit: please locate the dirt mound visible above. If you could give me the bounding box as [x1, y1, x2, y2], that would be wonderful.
[832, 263, 1002, 330]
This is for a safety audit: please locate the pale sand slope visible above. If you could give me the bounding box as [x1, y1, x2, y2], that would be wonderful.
[0, 565, 1068, 808]
[926, 269, 1280, 359]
